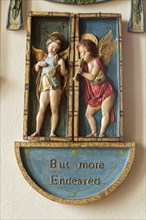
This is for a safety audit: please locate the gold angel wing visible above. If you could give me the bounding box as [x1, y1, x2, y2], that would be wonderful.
[100, 40, 118, 66]
[98, 30, 113, 54]
[32, 45, 47, 61]
[31, 46, 47, 102]
[59, 47, 69, 60]
[98, 30, 118, 66]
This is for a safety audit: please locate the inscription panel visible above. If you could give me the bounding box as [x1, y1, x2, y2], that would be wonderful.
[20, 147, 132, 200]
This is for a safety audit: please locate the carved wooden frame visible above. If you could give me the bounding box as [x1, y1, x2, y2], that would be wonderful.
[74, 13, 123, 141]
[23, 12, 74, 141]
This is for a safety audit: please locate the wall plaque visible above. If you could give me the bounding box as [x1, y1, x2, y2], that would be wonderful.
[15, 12, 135, 204]
[7, 0, 23, 30]
[128, 0, 145, 32]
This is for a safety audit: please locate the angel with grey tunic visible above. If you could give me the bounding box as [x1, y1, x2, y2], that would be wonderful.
[31, 32, 68, 137]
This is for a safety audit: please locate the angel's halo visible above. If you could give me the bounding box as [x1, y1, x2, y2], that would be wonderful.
[81, 33, 98, 46]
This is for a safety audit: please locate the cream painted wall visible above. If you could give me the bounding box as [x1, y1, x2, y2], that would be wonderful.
[1, 0, 145, 219]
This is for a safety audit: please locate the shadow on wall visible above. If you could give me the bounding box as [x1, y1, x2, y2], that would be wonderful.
[22, 0, 32, 29]
[122, 21, 144, 141]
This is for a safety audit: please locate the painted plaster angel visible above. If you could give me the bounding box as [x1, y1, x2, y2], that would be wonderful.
[74, 30, 117, 138]
[31, 32, 69, 137]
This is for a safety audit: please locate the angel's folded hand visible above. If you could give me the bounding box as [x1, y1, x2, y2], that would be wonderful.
[38, 61, 47, 67]
[58, 58, 65, 66]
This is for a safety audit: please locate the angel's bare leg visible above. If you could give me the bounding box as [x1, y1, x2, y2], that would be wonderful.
[50, 88, 62, 137]
[99, 93, 115, 137]
[31, 91, 50, 137]
[85, 104, 101, 137]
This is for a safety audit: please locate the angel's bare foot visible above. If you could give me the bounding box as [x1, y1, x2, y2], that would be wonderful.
[99, 133, 106, 138]
[86, 133, 97, 138]
[50, 133, 56, 137]
[31, 131, 40, 137]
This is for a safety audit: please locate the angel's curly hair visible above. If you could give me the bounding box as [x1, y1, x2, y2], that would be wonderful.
[46, 32, 65, 52]
[77, 40, 98, 58]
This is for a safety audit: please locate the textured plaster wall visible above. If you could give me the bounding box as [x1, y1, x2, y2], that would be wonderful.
[0, 0, 146, 219]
